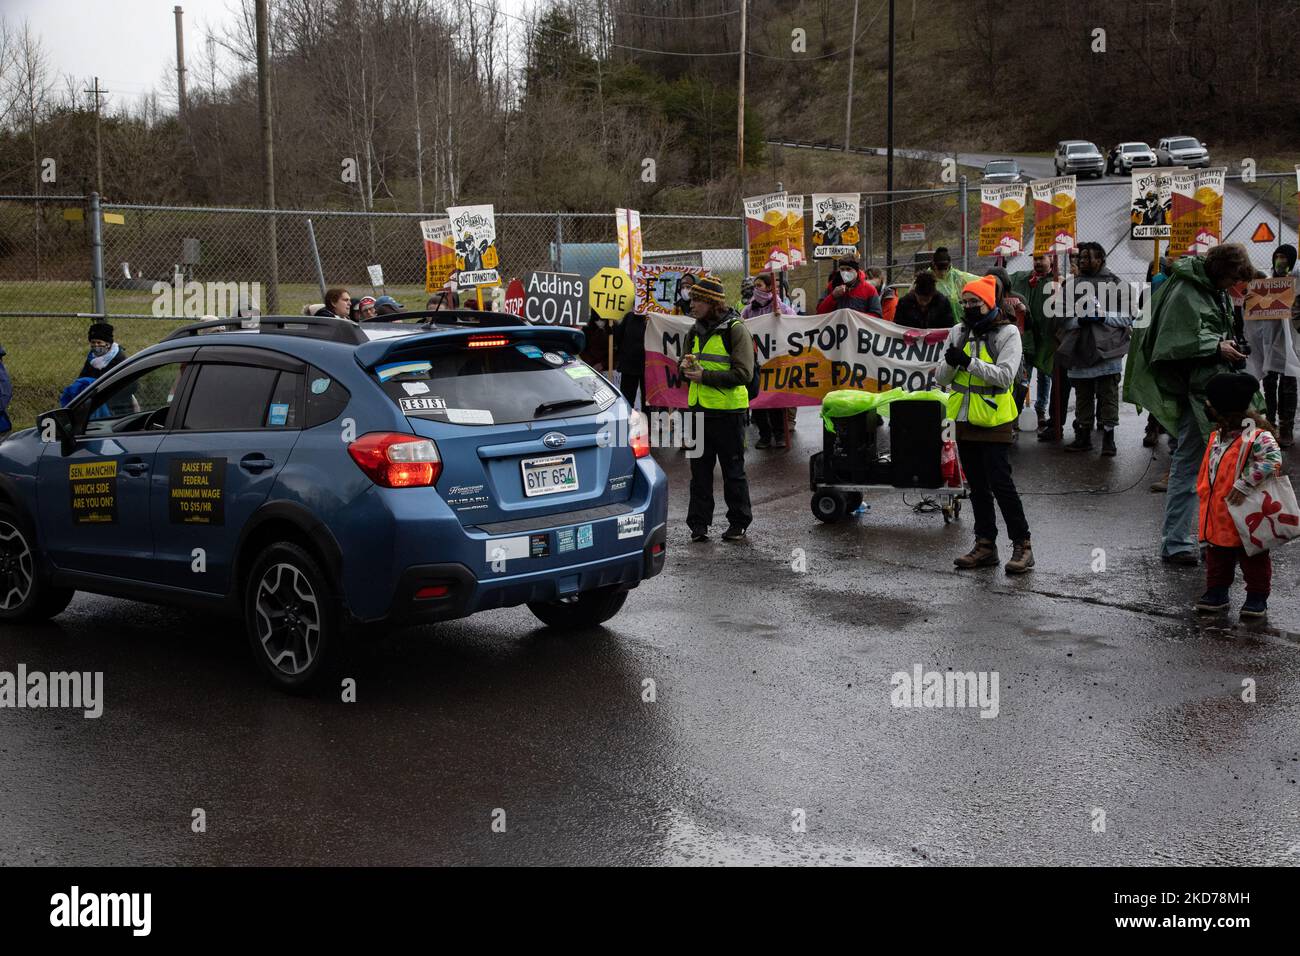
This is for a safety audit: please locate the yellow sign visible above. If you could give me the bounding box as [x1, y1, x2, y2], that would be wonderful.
[102, 212, 125, 225]
[63, 208, 84, 222]
[588, 267, 634, 319]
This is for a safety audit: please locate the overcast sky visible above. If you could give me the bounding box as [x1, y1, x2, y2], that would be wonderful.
[6, 0, 533, 113]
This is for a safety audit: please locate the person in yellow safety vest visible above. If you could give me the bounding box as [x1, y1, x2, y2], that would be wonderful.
[937, 274, 1034, 574]
[678, 274, 754, 543]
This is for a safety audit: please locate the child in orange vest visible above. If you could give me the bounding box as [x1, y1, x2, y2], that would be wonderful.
[1195, 372, 1284, 619]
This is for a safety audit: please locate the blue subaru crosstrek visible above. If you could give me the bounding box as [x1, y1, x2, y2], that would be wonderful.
[0, 313, 668, 691]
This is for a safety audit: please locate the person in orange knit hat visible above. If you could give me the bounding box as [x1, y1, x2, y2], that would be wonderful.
[937, 274, 1033, 574]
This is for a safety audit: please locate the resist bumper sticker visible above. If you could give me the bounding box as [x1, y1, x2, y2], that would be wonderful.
[617, 513, 644, 540]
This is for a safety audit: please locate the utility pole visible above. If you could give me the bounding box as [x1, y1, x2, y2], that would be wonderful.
[446, 36, 456, 203]
[256, 0, 278, 313]
[737, 0, 747, 174]
[884, 0, 895, 280]
[174, 6, 188, 116]
[844, 0, 859, 151]
[82, 77, 108, 197]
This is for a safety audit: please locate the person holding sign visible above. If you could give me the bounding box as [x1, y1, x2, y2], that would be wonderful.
[938, 275, 1033, 575]
[679, 275, 753, 543]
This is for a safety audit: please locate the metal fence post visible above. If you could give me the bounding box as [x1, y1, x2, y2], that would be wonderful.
[958, 175, 969, 271]
[89, 191, 105, 316]
[305, 218, 326, 301]
[267, 209, 279, 315]
[866, 197, 875, 267]
[556, 213, 564, 272]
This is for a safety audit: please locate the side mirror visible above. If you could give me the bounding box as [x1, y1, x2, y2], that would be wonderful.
[36, 407, 76, 456]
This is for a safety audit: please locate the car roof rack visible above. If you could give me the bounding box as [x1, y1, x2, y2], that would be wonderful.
[162, 315, 369, 345]
[364, 308, 530, 329]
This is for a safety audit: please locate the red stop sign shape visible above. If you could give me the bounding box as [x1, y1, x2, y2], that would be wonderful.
[504, 278, 526, 316]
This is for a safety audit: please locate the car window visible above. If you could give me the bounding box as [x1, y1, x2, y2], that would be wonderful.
[1169, 138, 1198, 149]
[1122, 144, 1144, 152]
[81, 361, 189, 434]
[985, 162, 1014, 172]
[304, 368, 351, 427]
[181, 363, 282, 431]
[373, 342, 617, 426]
[1067, 144, 1094, 154]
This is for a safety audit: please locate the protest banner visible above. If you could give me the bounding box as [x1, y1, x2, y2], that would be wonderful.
[1169, 167, 1226, 255]
[810, 193, 861, 260]
[634, 263, 708, 314]
[1030, 176, 1077, 255]
[446, 203, 500, 287]
[977, 184, 1027, 257]
[744, 191, 792, 274]
[785, 194, 807, 268]
[524, 271, 586, 325]
[643, 309, 945, 409]
[616, 208, 643, 277]
[1129, 168, 1177, 239]
[420, 219, 456, 293]
[1244, 277, 1297, 321]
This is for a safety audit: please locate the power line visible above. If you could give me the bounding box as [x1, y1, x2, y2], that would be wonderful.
[469, 0, 885, 61]
[611, 5, 739, 19]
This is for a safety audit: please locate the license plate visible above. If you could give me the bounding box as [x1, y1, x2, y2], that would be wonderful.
[521, 453, 578, 497]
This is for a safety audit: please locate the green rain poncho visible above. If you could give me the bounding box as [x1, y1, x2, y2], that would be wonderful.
[1009, 269, 1057, 374]
[820, 388, 949, 432]
[1122, 256, 1235, 440]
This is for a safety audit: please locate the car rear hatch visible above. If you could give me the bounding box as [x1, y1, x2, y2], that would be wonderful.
[354, 324, 638, 528]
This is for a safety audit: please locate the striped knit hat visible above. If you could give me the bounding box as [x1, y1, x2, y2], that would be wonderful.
[689, 274, 727, 304]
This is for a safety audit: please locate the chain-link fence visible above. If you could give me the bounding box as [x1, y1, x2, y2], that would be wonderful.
[1, 173, 1296, 426]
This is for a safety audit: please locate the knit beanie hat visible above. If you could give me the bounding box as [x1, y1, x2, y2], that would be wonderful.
[961, 275, 999, 310]
[689, 274, 728, 305]
[1205, 372, 1260, 419]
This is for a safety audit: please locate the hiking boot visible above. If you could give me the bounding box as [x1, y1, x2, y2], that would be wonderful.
[755, 437, 772, 450]
[1150, 471, 1169, 493]
[1064, 427, 1093, 452]
[721, 525, 748, 542]
[954, 538, 999, 569]
[1142, 418, 1159, 448]
[1036, 421, 1056, 442]
[1240, 593, 1269, 619]
[1279, 422, 1294, 449]
[1100, 428, 1117, 457]
[1162, 550, 1199, 567]
[1194, 587, 1230, 613]
[689, 528, 710, 543]
[1005, 538, 1034, 575]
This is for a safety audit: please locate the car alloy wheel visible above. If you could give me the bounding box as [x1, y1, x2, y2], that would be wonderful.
[0, 520, 34, 611]
[253, 562, 322, 676]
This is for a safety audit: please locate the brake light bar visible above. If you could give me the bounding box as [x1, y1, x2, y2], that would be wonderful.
[467, 334, 510, 348]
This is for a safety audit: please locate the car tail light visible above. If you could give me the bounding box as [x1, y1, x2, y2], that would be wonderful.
[347, 432, 441, 487]
[628, 409, 651, 458]
[467, 334, 510, 348]
[415, 583, 451, 600]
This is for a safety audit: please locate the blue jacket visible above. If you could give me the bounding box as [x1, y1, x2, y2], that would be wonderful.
[0, 357, 11, 433]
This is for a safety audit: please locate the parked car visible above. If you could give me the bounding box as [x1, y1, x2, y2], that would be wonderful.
[0, 313, 669, 692]
[1155, 135, 1210, 168]
[981, 158, 1026, 184]
[1053, 140, 1105, 178]
[1106, 141, 1158, 175]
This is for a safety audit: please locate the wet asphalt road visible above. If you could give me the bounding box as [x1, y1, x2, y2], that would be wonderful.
[2, 402, 1299, 866]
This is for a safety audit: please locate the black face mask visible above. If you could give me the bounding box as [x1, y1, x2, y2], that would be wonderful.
[963, 305, 988, 327]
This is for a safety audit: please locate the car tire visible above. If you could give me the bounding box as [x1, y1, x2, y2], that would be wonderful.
[243, 541, 342, 693]
[0, 506, 75, 623]
[528, 585, 628, 629]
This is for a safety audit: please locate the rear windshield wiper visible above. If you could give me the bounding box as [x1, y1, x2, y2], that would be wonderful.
[534, 398, 596, 416]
